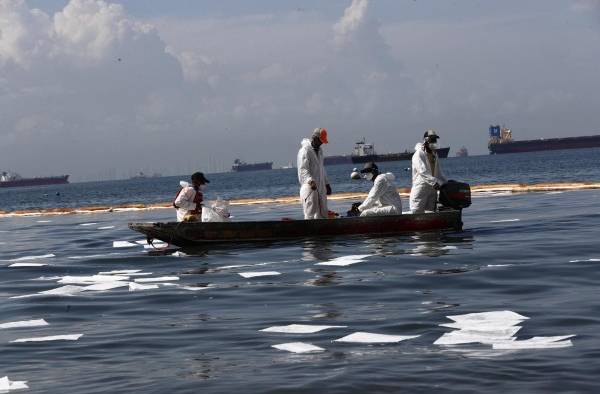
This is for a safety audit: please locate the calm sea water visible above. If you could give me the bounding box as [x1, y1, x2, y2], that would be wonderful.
[1, 148, 600, 393]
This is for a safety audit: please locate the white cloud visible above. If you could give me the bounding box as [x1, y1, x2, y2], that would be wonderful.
[1, 0, 600, 179]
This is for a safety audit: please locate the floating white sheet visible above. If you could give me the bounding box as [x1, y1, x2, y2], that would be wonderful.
[129, 282, 159, 291]
[334, 332, 420, 344]
[11, 334, 83, 343]
[492, 336, 575, 350]
[97, 226, 115, 230]
[447, 311, 528, 323]
[143, 243, 168, 249]
[83, 281, 129, 291]
[272, 342, 325, 353]
[134, 276, 179, 283]
[178, 285, 211, 291]
[0, 319, 48, 329]
[238, 271, 281, 278]
[434, 327, 522, 346]
[260, 324, 347, 334]
[5, 254, 55, 262]
[68, 252, 123, 260]
[315, 254, 372, 267]
[58, 275, 130, 285]
[36, 220, 52, 223]
[79, 222, 98, 226]
[489, 219, 520, 223]
[98, 269, 142, 275]
[0, 376, 29, 391]
[112, 241, 138, 248]
[8, 262, 48, 267]
[39, 285, 85, 297]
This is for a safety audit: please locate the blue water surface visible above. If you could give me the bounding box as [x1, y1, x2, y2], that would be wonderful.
[0, 149, 599, 393]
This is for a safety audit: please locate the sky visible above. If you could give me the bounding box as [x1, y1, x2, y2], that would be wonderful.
[1, 0, 600, 181]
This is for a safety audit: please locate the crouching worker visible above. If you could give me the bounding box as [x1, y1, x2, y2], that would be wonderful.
[173, 172, 210, 222]
[349, 162, 402, 217]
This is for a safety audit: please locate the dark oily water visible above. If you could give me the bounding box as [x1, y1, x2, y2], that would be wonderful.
[1, 190, 600, 393]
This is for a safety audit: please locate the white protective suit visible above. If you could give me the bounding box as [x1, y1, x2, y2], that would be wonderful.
[358, 172, 403, 216]
[297, 138, 329, 219]
[174, 181, 199, 222]
[409, 143, 447, 213]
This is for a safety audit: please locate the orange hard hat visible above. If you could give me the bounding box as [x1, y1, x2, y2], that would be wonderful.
[319, 128, 328, 144]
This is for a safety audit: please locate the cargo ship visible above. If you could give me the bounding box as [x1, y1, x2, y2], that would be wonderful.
[1, 171, 69, 188]
[324, 139, 450, 166]
[231, 159, 273, 172]
[488, 125, 600, 154]
[456, 146, 469, 157]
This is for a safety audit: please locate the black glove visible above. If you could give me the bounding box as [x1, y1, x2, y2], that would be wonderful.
[347, 202, 361, 217]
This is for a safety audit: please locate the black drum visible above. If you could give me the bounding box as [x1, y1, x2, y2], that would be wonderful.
[439, 181, 471, 209]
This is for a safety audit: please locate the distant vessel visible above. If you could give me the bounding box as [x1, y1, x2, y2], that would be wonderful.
[1, 171, 69, 188]
[488, 125, 600, 154]
[130, 172, 162, 179]
[456, 146, 469, 157]
[324, 139, 450, 166]
[231, 159, 273, 172]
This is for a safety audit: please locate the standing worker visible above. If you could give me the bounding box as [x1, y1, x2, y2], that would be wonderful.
[173, 172, 209, 222]
[351, 162, 402, 216]
[297, 127, 332, 219]
[410, 130, 447, 213]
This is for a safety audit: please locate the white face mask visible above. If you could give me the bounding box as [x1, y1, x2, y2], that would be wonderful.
[364, 172, 374, 181]
[429, 143, 438, 150]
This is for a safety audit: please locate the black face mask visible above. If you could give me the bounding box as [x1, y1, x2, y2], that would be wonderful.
[312, 138, 321, 153]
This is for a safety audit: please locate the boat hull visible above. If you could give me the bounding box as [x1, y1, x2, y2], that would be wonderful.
[129, 210, 463, 247]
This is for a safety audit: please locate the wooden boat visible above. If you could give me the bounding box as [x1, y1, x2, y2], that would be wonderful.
[129, 210, 463, 247]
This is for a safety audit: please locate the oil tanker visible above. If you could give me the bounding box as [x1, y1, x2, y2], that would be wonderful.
[324, 139, 450, 166]
[1, 171, 69, 188]
[488, 125, 600, 154]
[231, 159, 273, 172]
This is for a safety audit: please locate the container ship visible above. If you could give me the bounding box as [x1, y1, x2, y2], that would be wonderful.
[324, 139, 450, 166]
[488, 125, 600, 154]
[1, 171, 69, 188]
[231, 159, 273, 172]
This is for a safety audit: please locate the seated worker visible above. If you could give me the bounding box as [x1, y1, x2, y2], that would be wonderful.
[410, 129, 447, 213]
[350, 162, 403, 216]
[173, 172, 209, 222]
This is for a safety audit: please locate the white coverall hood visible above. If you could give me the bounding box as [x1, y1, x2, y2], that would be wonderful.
[297, 138, 329, 219]
[358, 172, 402, 216]
[409, 143, 447, 213]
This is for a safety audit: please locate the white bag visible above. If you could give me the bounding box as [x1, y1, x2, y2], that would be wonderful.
[201, 199, 231, 222]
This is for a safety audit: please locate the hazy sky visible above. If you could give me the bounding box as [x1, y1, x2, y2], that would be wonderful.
[2, 0, 600, 180]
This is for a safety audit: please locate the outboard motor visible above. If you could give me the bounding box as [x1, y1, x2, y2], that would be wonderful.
[439, 180, 471, 210]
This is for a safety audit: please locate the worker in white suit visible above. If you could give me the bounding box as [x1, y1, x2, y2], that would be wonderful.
[349, 162, 402, 216]
[297, 128, 332, 219]
[409, 130, 447, 213]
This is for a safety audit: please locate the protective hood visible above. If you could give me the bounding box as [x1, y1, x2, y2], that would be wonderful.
[180, 181, 190, 188]
[414, 142, 425, 151]
[383, 172, 395, 181]
[301, 138, 312, 148]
